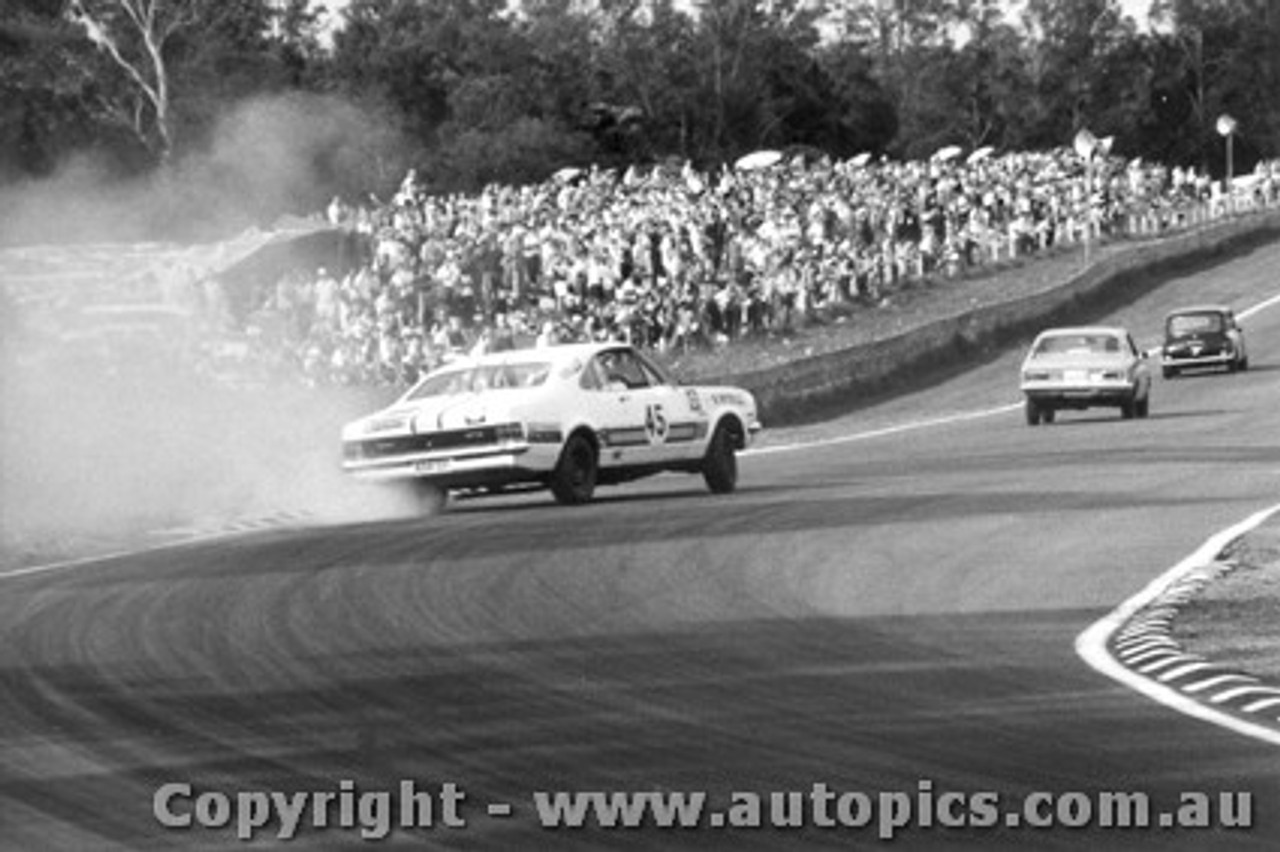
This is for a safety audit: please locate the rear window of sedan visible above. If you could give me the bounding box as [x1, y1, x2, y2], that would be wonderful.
[405, 361, 552, 399]
[1031, 334, 1122, 357]
[1167, 312, 1224, 336]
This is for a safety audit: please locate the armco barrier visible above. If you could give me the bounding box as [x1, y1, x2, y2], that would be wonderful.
[715, 206, 1280, 426]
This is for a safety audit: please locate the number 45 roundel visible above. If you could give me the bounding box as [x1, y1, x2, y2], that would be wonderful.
[644, 403, 669, 444]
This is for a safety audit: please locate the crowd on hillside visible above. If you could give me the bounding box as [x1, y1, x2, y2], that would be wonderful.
[216, 148, 1280, 388]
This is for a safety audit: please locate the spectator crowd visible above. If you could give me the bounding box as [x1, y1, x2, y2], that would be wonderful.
[217, 147, 1280, 388]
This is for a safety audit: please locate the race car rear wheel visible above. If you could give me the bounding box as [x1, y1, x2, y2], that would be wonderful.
[702, 421, 739, 494]
[551, 432, 598, 505]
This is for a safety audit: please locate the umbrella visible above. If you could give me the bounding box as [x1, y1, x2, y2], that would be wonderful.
[552, 166, 583, 183]
[966, 146, 994, 165]
[932, 145, 963, 163]
[848, 152, 872, 168]
[734, 150, 783, 171]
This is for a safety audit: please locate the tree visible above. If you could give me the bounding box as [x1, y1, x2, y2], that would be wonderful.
[1149, 0, 1279, 171]
[63, 0, 213, 163]
[1017, 0, 1134, 147]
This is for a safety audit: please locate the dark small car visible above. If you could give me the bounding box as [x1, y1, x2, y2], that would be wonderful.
[1161, 305, 1248, 379]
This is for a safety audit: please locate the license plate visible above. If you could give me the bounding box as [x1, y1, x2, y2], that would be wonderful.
[1064, 370, 1089, 384]
[415, 458, 451, 474]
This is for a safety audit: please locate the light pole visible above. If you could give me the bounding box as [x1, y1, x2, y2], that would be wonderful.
[1216, 114, 1238, 213]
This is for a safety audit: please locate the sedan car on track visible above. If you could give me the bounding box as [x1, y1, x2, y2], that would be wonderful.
[341, 342, 762, 509]
[1019, 326, 1153, 425]
[1161, 305, 1248, 378]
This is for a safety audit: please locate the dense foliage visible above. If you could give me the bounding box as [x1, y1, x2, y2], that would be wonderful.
[2, 0, 1278, 233]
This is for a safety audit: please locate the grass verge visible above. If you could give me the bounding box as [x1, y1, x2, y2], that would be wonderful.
[1172, 523, 1280, 681]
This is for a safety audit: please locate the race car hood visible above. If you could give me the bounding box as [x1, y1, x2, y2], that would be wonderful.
[343, 392, 533, 441]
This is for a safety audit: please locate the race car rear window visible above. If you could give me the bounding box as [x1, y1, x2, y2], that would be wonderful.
[1031, 335, 1121, 356]
[405, 362, 552, 399]
[1167, 313, 1224, 336]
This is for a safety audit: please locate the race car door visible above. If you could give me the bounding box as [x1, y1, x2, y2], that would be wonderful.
[585, 347, 699, 467]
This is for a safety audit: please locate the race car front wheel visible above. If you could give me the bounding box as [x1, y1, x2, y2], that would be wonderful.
[551, 433, 598, 505]
[702, 422, 739, 494]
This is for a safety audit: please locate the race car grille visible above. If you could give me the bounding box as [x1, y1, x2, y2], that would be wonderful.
[345, 423, 522, 461]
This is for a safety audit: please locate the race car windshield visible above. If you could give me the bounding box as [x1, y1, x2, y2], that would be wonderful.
[405, 362, 552, 399]
[1167, 313, 1223, 336]
[1031, 335, 1122, 357]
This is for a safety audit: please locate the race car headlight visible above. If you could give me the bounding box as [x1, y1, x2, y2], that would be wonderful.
[1022, 370, 1052, 382]
[493, 422, 525, 443]
[364, 416, 408, 435]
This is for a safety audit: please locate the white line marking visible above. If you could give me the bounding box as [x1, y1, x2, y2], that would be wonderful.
[1243, 697, 1280, 714]
[1125, 648, 1188, 666]
[1117, 638, 1180, 657]
[744, 404, 1022, 456]
[1076, 501, 1280, 747]
[1211, 686, 1280, 705]
[1183, 674, 1259, 694]
[1155, 662, 1216, 681]
[1237, 290, 1280, 320]
[1138, 654, 1203, 674]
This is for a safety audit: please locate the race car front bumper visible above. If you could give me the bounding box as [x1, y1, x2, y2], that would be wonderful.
[1162, 351, 1234, 370]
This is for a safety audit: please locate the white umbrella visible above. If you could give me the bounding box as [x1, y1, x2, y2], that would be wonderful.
[966, 145, 994, 165]
[552, 166, 583, 183]
[734, 150, 783, 171]
[932, 145, 963, 163]
[848, 152, 872, 168]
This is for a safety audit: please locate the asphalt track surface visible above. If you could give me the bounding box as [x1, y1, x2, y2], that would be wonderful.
[4, 241, 1280, 850]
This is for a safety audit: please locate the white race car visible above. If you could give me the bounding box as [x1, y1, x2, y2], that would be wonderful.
[1019, 326, 1153, 425]
[341, 342, 762, 509]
